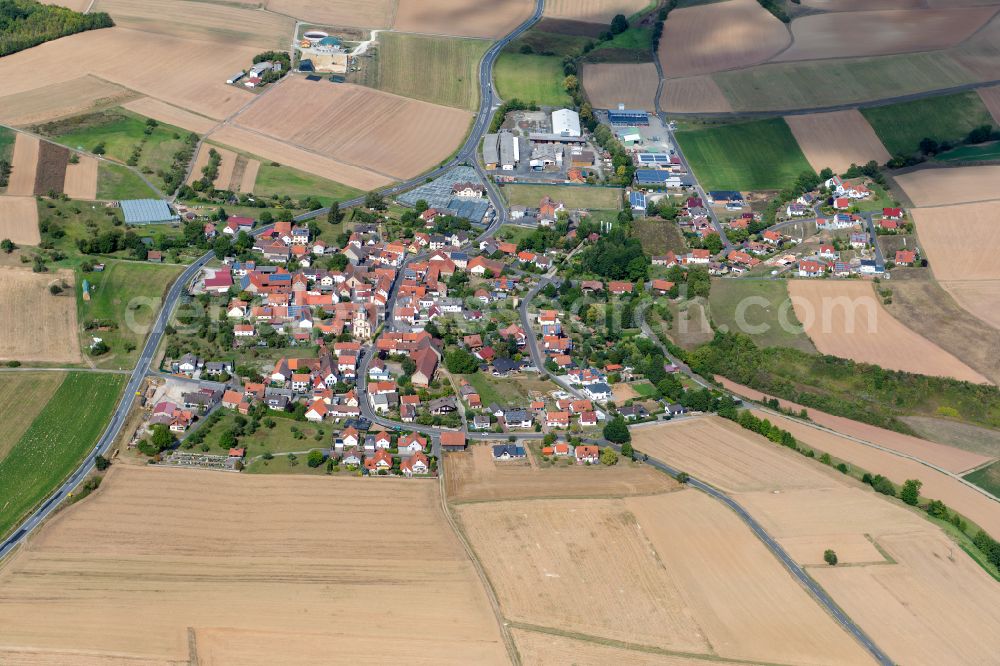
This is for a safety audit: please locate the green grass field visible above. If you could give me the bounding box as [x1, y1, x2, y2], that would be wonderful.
[44, 108, 193, 191]
[372, 32, 488, 110]
[935, 140, 1000, 163]
[505, 30, 593, 58]
[195, 412, 334, 458]
[495, 53, 572, 107]
[713, 52, 978, 113]
[708, 279, 817, 353]
[965, 460, 1000, 497]
[675, 118, 814, 190]
[584, 25, 654, 63]
[252, 162, 363, 207]
[861, 92, 995, 157]
[96, 162, 158, 200]
[502, 184, 622, 209]
[79, 260, 183, 369]
[632, 216, 688, 256]
[0, 125, 14, 162]
[631, 381, 658, 397]
[0, 372, 126, 540]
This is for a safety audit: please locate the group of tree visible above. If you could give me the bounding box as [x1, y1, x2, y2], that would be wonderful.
[0, 0, 114, 57]
[76, 227, 149, 259]
[578, 226, 648, 281]
[0, 157, 11, 187]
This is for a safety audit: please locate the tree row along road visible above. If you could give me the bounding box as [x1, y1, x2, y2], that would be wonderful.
[1, 4, 896, 664]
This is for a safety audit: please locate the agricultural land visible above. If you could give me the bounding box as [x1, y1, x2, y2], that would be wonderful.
[0, 267, 81, 364]
[496, 53, 574, 108]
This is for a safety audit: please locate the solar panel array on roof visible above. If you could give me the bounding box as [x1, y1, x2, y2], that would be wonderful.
[637, 153, 670, 166]
[119, 199, 178, 225]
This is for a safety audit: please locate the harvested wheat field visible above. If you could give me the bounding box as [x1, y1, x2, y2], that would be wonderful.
[6, 133, 39, 197]
[0, 467, 508, 664]
[979, 84, 1000, 123]
[209, 125, 391, 191]
[716, 376, 995, 473]
[911, 202, 1000, 280]
[393, 0, 534, 39]
[775, 8, 998, 62]
[445, 443, 674, 502]
[628, 491, 873, 665]
[265, 0, 394, 27]
[788, 280, 988, 383]
[232, 79, 471, 181]
[896, 165, 1000, 206]
[37, 0, 88, 8]
[0, 197, 40, 246]
[62, 155, 99, 200]
[511, 629, 710, 666]
[0, 267, 80, 363]
[941, 280, 1000, 330]
[658, 0, 791, 79]
[811, 530, 1000, 665]
[582, 62, 658, 111]
[186, 144, 244, 191]
[757, 410, 1000, 537]
[801, 0, 926, 9]
[631, 416, 841, 492]
[785, 109, 891, 173]
[456, 497, 710, 655]
[0, 28, 256, 121]
[0, 76, 137, 127]
[660, 76, 734, 113]
[92, 0, 293, 49]
[544, 0, 649, 23]
[122, 97, 217, 134]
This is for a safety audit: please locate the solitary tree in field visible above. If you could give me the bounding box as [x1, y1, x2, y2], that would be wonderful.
[327, 200, 342, 225]
[824, 549, 838, 566]
[600, 447, 619, 466]
[900, 479, 923, 506]
[610, 13, 628, 34]
[0, 238, 14, 253]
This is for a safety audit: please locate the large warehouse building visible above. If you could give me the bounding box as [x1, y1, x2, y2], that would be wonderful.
[608, 104, 648, 126]
[552, 109, 581, 137]
[119, 199, 179, 225]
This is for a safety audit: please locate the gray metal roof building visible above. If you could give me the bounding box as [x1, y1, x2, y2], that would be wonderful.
[498, 131, 518, 169]
[119, 199, 179, 225]
[482, 133, 500, 166]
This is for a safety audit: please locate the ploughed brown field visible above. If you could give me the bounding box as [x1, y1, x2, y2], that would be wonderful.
[458, 491, 873, 665]
[393, 0, 534, 39]
[543, 0, 649, 23]
[265, 0, 395, 27]
[774, 8, 998, 62]
[444, 443, 674, 502]
[0, 196, 41, 246]
[658, 0, 791, 78]
[32, 141, 68, 196]
[0, 76, 138, 128]
[787, 280, 989, 383]
[785, 109, 891, 173]
[0, 28, 258, 121]
[896, 165, 1000, 207]
[0, 467, 508, 665]
[0, 267, 81, 363]
[229, 78, 472, 183]
[636, 418, 1000, 665]
[660, 76, 734, 113]
[62, 154, 99, 201]
[122, 97, 218, 135]
[582, 62, 659, 112]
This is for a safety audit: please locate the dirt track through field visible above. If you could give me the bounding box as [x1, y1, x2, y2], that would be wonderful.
[788, 280, 989, 383]
[583, 63, 659, 111]
[7, 134, 39, 197]
[896, 165, 1000, 206]
[658, 0, 791, 79]
[0, 267, 80, 363]
[232, 79, 472, 182]
[0, 467, 508, 664]
[775, 8, 999, 62]
[62, 154, 99, 200]
[785, 109, 891, 173]
[393, 0, 534, 38]
[0, 197, 40, 246]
